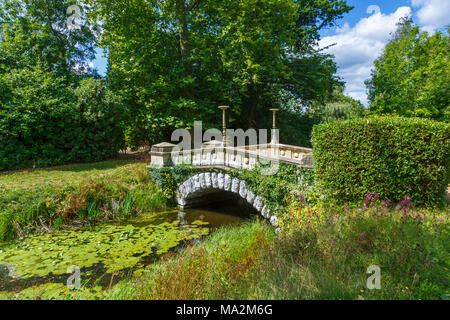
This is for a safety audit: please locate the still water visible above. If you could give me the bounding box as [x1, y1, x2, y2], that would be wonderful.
[0, 204, 248, 293]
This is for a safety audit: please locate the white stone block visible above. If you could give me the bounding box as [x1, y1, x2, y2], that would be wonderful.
[205, 172, 212, 188]
[218, 173, 225, 189]
[178, 183, 186, 197]
[246, 190, 256, 205]
[262, 206, 271, 219]
[177, 197, 187, 207]
[211, 172, 218, 188]
[231, 178, 240, 193]
[200, 173, 206, 189]
[239, 181, 247, 198]
[270, 215, 279, 227]
[193, 175, 201, 192]
[224, 174, 232, 191]
[253, 196, 264, 212]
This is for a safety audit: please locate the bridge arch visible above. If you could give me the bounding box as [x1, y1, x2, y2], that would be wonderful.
[176, 172, 279, 227]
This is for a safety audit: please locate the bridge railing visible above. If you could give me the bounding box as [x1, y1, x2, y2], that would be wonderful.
[150, 141, 313, 170]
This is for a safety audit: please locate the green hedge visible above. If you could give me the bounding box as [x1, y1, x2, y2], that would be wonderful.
[312, 116, 450, 205]
[0, 73, 125, 171]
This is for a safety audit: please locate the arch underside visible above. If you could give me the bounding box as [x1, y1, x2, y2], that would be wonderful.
[176, 172, 279, 227]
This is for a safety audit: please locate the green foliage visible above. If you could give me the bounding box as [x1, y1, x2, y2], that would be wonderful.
[90, 0, 351, 147]
[148, 165, 196, 200]
[307, 85, 366, 124]
[272, 201, 449, 300]
[0, 214, 209, 278]
[312, 116, 450, 205]
[1, 162, 448, 300]
[0, 161, 168, 241]
[0, 0, 98, 77]
[107, 219, 274, 300]
[276, 85, 365, 147]
[366, 18, 450, 122]
[0, 1, 125, 170]
[236, 163, 316, 209]
[107, 203, 448, 300]
[0, 70, 125, 170]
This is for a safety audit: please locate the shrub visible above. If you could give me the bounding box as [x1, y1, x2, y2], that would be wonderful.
[312, 116, 450, 205]
[0, 161, 168, 241]
[0, 70, 125, 171]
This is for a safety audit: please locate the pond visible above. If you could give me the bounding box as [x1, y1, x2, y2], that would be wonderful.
[0, 203, 248, 293]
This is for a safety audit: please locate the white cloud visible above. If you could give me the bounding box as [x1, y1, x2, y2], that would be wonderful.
[319, 7, 413, 105]
[411, 0, 450, 32]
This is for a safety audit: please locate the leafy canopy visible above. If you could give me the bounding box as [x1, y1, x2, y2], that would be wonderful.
[88, 0, 352, 147]
[366, 18, 450, 122]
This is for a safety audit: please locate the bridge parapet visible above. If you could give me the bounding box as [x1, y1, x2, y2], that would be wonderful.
[150, 142, 313, 169]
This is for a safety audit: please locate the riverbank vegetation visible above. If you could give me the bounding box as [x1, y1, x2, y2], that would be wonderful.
[0, 160, 168, 241]
[108, 200, 448, 300]
[1, 197, 447, 300]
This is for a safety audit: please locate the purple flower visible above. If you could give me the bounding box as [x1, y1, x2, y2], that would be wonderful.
[362, 192, 372, 208]
[382, 199, 392, 211]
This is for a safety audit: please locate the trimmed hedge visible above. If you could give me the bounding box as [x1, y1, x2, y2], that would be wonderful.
[312, 116, 450, 205]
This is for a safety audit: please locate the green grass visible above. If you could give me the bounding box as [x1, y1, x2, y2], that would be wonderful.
[0, 160, 137, 191]
[0, 160, 169, 241]
[103, 201, 448, 300]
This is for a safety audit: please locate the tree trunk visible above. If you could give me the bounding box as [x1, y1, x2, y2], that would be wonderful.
[246, 84, 259, 129]
[175, 0, 192, 77]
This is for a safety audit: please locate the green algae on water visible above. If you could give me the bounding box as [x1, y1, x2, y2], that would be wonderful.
[0, 215, 210, 279]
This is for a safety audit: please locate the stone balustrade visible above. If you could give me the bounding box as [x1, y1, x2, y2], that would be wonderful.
[149, 141, 313, 169]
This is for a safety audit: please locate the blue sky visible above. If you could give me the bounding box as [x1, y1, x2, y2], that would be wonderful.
[318, 0, 450, 105]
[92, 0, 450, 105]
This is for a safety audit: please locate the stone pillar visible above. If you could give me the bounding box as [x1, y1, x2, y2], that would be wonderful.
[270, 108, 280, 145]
[149, 142, 177, 168]
[218, 106, 230, 147]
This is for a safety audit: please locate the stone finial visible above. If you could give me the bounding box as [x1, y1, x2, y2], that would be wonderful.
[149, 142, 177, 168]
[270, 108, 280, 144]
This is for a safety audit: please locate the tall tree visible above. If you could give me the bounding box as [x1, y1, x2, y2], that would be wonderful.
[0, 0, 99, 79]
[366, 18, 450, 122]
[0, 0, 124, 170]
[89, 0, 352, 147]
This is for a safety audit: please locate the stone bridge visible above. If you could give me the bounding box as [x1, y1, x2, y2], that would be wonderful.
[149, 141, 313, 228]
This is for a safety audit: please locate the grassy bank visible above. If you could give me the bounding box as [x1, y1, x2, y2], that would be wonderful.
[0, 160, 168, 241]
[105, 201, 448, 300]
